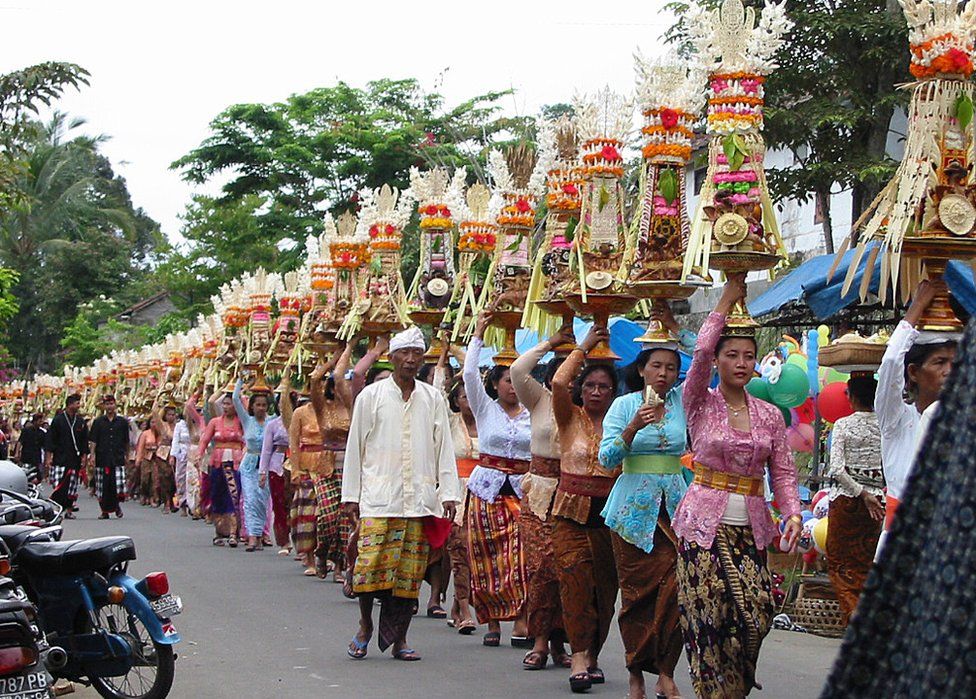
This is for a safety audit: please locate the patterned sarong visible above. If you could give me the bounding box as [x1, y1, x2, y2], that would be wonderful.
[520, 506, 563, 639]
[676, 524, 772, 699]
[353, 517, 429, 599]
[290, 478, 317, 554]
[555, 518, 619, 659]
[313, 472, 346, 570]
[467, 491, 526, 623]
[609, 512, 682, 676]
[209, 462, 241, 538]
[826, 494, 882, 624]
[50, 464, 79, 508]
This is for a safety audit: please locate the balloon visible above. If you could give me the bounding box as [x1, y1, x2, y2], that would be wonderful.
[780, 405, 792, 427]
[811, 489, 828, 507]
[817, 324, 830, 347]
[806, 329, 820, 397]
[801, 510, 815, 524]
[768, 364, 810, 408]
[778, 535, 792, 553]
[794, 397, 816, 424]
[797, 533, 814, 553]
[813, 497, 829, 519]
[813, 517, 829, 554]
[786, 353, 808, 371]
[817, 381, 853, 423]
[824, 368, 849, 385]
[746, 377, 771, 402]
[786, 423, 816, 452]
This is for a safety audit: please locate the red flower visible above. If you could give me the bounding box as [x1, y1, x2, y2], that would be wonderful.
[949, 47, 971, 70]
[368, 225, 379, 238]
[385, 223, 396, 235]
[562, 183, 579, 195]
[425, 204, 439, 216]
[515, 198, 532, 213]
[660, 108, 679, 129]
[440, 206, 451, 217]
[600, 144, 622, 161]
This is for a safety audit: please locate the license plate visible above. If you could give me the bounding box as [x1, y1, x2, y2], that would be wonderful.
[150, 594, 182, 618]
[0, 671, 48, 698]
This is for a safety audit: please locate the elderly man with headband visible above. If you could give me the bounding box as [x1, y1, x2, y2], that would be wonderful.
[342, 326, 460, 662]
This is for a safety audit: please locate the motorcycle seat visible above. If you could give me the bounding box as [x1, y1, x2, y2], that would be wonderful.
[18, 537, 136, 575]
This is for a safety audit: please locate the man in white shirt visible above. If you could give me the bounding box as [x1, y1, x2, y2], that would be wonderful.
[341, 326, 460, 662]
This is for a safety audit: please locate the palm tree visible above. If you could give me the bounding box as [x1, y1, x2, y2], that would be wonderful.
[0, 113, 137, 371]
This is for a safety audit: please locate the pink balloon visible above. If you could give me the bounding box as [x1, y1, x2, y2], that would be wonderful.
[786, 423, 816, 452]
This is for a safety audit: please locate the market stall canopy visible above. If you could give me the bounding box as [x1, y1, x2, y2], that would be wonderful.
[748, 244, 976, 320]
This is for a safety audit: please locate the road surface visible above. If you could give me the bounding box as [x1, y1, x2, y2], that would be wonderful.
[59, 493, 839, 698]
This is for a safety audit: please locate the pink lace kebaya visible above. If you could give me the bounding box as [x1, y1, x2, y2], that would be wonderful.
[672, 312, 801, 549]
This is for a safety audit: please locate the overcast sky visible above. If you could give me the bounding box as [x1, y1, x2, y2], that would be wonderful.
[4, 0, 675, 240]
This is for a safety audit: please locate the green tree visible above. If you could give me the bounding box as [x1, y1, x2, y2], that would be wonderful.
[167, 79, 529, 315]
[666, 0, 909, 252]
[0, 114, 163, 371]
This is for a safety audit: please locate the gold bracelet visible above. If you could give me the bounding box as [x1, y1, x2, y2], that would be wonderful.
[571, 347, 586, 354]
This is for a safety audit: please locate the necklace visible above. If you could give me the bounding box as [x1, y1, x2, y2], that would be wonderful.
[726, 402, 748, 416]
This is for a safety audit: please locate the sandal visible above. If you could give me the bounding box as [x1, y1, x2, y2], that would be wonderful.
[426, 605, 447, 619]
[277, 547, 291, 556]
[522, 650, 548, 671]
[304, 567, 317, 576]
[342, 577, 356, 599]
[393, 647, 421, 661]
[510, 635, 533, 649]
[482, 631, 501, 647]
[457, 619, 477, 636]
[569, 672, 592, 693]
[347, 636, 369, 660]
[587, 667, 605, 684]
[212, 537, 225, 547]
[98, 513, 109, 520]
[245, 545, 256, 552]
[228, 537, 238, 548]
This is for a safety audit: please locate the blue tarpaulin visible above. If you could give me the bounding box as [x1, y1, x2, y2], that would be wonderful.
[748, 244, 976, 320]
[477, 317, 692, 377]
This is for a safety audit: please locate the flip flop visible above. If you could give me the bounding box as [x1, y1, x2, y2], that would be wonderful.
[569, 672, 592, 694]
[347, 636, 369, 660]
[483, 631, 501, 647]
[510, 635, 533, 649]
[587, 667, 605, 684]
[457, 619, 477, 636]
[426, 605, 447, 619]
[393, 648, 421, 661]
[522, 650, 548, 670]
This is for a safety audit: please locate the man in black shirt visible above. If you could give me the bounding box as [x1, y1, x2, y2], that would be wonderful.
[17, 414, 45, 484]
[45, 394, 89, 517]
[89, 395, 130, 519]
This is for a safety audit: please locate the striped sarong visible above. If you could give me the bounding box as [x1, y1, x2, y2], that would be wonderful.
[290, 478, 317, 555]
[353, 517, 429, 599]
[313, 471, 346, 571]
[466, 491, 526, 623]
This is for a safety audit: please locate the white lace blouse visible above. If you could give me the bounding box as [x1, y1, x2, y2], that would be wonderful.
[827, 411, 885, 501]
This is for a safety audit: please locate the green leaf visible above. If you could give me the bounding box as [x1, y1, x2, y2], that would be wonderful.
[729, 149, 745, 172]
[370, 256, 383, 274]
[956, 94, 974, 130]
[564, 217, 578, 243]
[722, 134, 736, 161]
[658, 168, 678, 204]
[505, 233, 524, 252]
[431, 235, 443, 254]
[598, 185, 610, 212]
[732, 134, 747, 156]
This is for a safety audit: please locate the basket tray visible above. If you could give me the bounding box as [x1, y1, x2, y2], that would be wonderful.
[819, 343, 886, 370]
[788, 598, 846, 639]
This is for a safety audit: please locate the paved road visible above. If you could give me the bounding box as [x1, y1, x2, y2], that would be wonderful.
[59, 493, 838, 698]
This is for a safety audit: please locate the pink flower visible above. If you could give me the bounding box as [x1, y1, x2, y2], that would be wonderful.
[600, 144, 622, 162]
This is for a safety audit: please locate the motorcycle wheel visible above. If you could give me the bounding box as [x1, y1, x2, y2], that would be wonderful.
[86, 603, 175, 699]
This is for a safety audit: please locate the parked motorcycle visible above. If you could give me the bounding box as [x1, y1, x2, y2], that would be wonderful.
[0, 568, 52, 699]
[0, 477, 182, 699]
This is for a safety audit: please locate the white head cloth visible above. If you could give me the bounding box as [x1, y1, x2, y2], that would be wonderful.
[915, 330, 962, 345]
[389, 326, 426, 354]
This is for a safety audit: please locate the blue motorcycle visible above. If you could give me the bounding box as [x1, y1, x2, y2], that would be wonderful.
[0, 505, 181, 699]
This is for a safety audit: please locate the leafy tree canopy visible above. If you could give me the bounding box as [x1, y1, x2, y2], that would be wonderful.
[166, 78, 530, 315]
